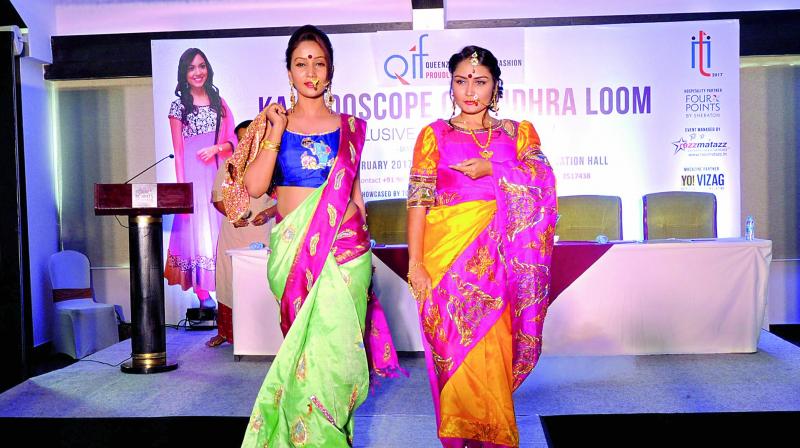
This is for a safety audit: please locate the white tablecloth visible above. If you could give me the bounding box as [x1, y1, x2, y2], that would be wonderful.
[228, 248, 283, 357]
[227, 248, 423, 355]
[543, 238, 772, 355]
[229, 238, 772, 356]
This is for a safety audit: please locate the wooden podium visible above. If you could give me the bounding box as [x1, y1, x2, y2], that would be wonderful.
[94, 183, 192, 374]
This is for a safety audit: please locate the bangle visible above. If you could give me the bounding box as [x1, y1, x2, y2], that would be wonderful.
[260, 139, 280, 152]
[409, 260, 423, 273]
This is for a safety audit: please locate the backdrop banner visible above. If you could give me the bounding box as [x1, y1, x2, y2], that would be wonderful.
[152, 20, 740, 243]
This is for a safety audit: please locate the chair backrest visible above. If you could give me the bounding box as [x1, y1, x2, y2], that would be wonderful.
[365, 199, 408, 245]
[48, 250, 91, 290]
[643, 191, 717, 240]
[556, 195, 623, 241]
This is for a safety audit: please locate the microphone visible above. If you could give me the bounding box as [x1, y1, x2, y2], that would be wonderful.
[125, 154, 175, 184]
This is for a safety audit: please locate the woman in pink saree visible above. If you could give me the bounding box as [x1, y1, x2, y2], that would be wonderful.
[407, 46, 557, 447]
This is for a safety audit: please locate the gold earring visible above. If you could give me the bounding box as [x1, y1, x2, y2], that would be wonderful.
[450, 91, 456, 117]
[326, 83, 334, 110]
[491, 86, 500, 113]
[289, 81, 296, 109]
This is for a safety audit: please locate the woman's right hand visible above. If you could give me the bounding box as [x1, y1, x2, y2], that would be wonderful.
[251, 205, 277, 226]
[264, 103, 288, 135]
[408, 262, 432, 301]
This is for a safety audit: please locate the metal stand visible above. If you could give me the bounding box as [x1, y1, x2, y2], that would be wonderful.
[122, 215, 178, 374]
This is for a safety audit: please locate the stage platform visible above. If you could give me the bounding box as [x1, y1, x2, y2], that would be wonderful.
[1, 328, 799, 447]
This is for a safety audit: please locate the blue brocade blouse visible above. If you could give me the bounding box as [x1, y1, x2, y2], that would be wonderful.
[273, 129, 340, 188]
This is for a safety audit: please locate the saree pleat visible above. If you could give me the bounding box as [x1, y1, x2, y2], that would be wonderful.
[421, 200, 518, 447]
[242, 186, 370, 447]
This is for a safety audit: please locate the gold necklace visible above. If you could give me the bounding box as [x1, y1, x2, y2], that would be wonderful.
[468, 126, 493, 159]
[452, 118, 494, 158]
[457, 120, 494, 160]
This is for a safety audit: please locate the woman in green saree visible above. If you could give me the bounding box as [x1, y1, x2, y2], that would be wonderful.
[222, 25, 401, 447]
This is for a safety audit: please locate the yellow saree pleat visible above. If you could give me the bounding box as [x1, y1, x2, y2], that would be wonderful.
[422, 200, 519, 446]
[439, 307, 517, 446]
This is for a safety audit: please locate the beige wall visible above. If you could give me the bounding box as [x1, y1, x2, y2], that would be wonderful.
[53, 78, 160, 322]
[741, 56, 800, 261]
[741, 56, 800, 325]
[54, 78, 155, 267]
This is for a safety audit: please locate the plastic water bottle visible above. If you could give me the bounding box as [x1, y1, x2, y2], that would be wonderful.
[744, 215, 755, 241]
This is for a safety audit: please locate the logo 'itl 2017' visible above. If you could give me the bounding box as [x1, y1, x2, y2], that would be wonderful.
[384, 34, 428, 85]
[690, 31, 712, 77]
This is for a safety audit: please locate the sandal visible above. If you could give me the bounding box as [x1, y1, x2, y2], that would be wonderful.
[205, 335, 226, 347]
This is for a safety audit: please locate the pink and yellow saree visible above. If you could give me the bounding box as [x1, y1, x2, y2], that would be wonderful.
[408, 119, 557, 447]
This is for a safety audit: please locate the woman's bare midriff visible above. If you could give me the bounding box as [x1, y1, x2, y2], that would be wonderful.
[276, 185, 360, 221]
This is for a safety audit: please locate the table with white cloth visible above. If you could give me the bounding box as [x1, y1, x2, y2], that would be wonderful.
[228, 247, 283, 358]
[227, 246, 422, 356]
[229, 238, 772, 356]
[543, 238, 772, 355]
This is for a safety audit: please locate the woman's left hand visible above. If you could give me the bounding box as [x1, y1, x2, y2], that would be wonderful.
[450, 158, 493, 179]
[197, 145, 220, 162]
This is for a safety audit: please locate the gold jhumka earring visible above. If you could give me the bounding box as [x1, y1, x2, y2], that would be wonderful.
[289, 81, 296, 109]
[325, 82, 335, 111]
[490, 88, 499, 113]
